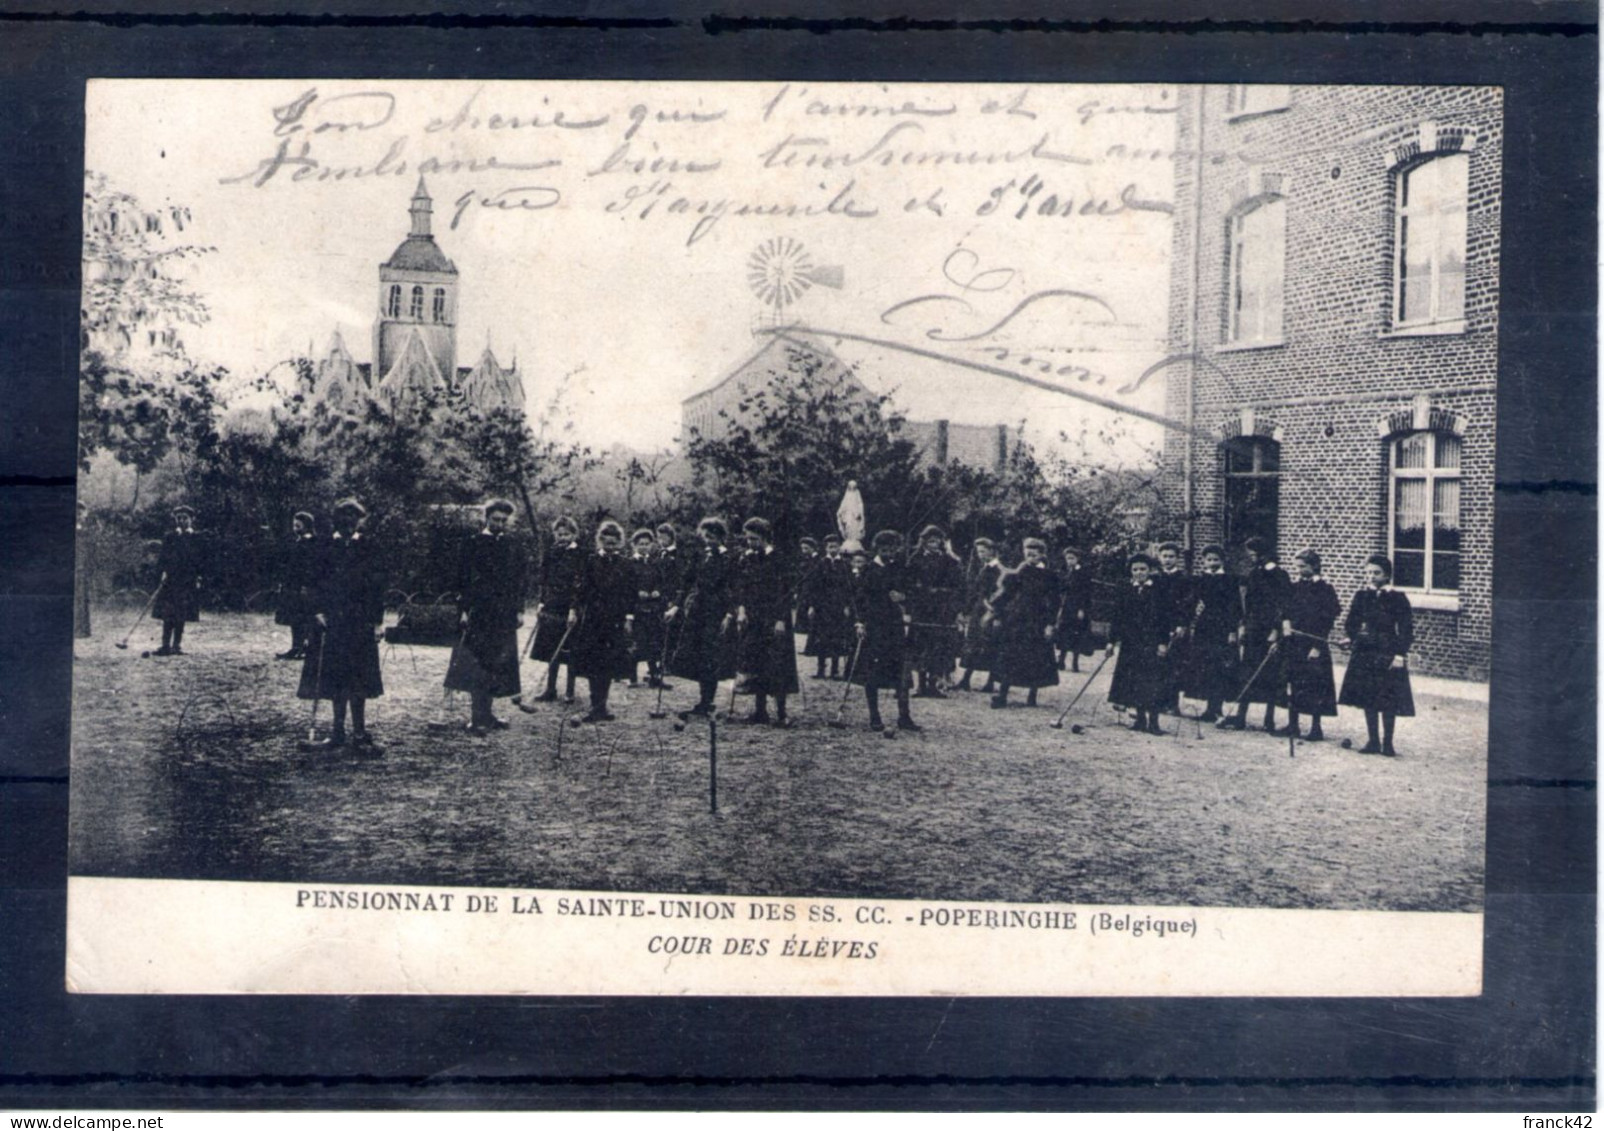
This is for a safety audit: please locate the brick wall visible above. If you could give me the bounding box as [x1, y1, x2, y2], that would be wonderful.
[1163, 85, 1502, 680]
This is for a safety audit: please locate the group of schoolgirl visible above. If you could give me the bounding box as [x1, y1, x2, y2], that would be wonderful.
[1104, 537, 1417, 756]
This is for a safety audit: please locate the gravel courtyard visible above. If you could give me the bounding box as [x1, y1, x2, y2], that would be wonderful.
[69, 610, 1487, 911]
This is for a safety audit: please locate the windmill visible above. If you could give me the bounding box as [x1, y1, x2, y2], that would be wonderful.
[747, 237, 844, 329]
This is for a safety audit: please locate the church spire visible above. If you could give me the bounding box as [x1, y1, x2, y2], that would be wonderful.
[409, 176, 433, 238]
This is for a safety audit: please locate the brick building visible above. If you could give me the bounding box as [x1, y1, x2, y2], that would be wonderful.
[1162, 85, 1501, 680]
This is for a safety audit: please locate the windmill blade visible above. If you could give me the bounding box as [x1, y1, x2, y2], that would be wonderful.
[806, 264, 845, 289]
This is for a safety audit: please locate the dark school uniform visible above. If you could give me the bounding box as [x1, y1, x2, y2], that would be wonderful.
[444, 529, 525, 699]
[1238, 561, 1292, 705]
[736, 546, 800, 696]
[849, 556, 909, 690]
[1153, 567, 1192, 702]
[1055, 565, 1095, 658]
[151, 528, 203, 623]
[298, 531, 384, 701]
[667, 545, 739, 683]
[1281, 576, 1341, 717]
[990, 561, 1061, 690]
[1338, 586, 1417, 716]
[530, 541, 584, 662]
[1107, 579, 1169, 711]
[656, 543, 688, 665]
[961, 560, 1004, 671]
[803, 554, 854, 659]
[570, 548, 636, 683]
[274, 532, 320, 632]
[906, 549, 964, 671]
[628, 551, 668, 665]
[1183, 568, 1239, 704]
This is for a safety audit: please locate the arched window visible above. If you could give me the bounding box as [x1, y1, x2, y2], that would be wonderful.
[1389, 431, 1461, 592]
[432, 287, 447, 323]
[1225, 196, 1286, 345]
[386, 285, 401, 318]
[1223, 436, 1280, 553]
[1394, 153, 1468, 328]
[409, 285, 425, 320]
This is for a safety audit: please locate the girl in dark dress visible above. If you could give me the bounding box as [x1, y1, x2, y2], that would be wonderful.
[1182, 544, 1238, 722]
[1338, 553, 1416, 756]
[734, 517, 800, 726]
[274, 512, 320, 660]
[1152, 541, 1192, 714]
[955, 537, 1004, 692]
[628, 528, 668, 689]
[654, 523, 686, 681]
[445, 499, 525, 734]
[298, 498, 384, 749]
[804, 534, 854, 679]
[1107, 553, 1170, 735]
[1054, 546, 1094, 673]
[570, 520, 635, 724]
[989, 537, 1061, 709]
[151, 504, 202, 656]
[1278, 548, 1341, 742]
[668, 517, 739, 720]
[907, 525, 964, 698]
[850, 530, 918, 733]
[1219, 535, 1291, 732]
[532, 515, 584, 703]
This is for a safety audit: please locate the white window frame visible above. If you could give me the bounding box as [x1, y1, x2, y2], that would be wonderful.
[1225, 84, 1291, 120]
[409, 285, 425, 320]
[1224, 195, 1286, 347]
[432, 287, 447, 323]
[1386, 430, 1462, 595]
[386, 285, 401, 318]
[1392, 152, 1469, 331]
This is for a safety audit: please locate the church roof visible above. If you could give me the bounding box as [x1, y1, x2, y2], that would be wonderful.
[377, 326, 446, 401]
[383, 235, 458, 275]
[460, 346, 526, 413]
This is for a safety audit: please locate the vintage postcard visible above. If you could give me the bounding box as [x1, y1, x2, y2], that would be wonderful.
[66, 79, 1494, 995]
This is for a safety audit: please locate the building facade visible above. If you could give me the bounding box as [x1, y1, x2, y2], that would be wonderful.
[1163, 85, 1501, 680]
[310, 178, 524, 415]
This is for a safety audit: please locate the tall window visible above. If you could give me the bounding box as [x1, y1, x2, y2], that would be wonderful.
[386, 284, 402, 318]
[1395, 153, 1468, 328]
[1226, 198, 1286, 345]
[1223, 436, 1280, 554]
[432, 287, 447, 322]
[1389, 431, 1461, 592]
[409, 285, 425, 320]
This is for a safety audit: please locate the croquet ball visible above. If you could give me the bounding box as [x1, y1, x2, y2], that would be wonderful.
[1341, 738, 1352, 749]
[883, 727, 896, 739]
[673, 722, 686, 733]
[568, 718, 583, 728]
[1070, 724, 1083, 734]
[140, 650, 151, 658]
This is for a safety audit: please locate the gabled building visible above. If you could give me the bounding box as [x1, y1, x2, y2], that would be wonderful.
[680, 330, 1022, 473]
[1162, 85, 1501, 679]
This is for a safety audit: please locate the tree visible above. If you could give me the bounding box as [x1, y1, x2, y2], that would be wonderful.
[679, 341, 927, 543]
[79, 172, 223, 483]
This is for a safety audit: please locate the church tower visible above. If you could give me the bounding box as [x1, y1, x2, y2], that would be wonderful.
[373, 177, 458, 400]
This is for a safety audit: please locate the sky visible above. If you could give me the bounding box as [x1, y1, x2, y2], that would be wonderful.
[86, 79, 1179, 457]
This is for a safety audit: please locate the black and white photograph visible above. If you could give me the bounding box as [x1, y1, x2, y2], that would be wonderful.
[65, 79, 1497, 995]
